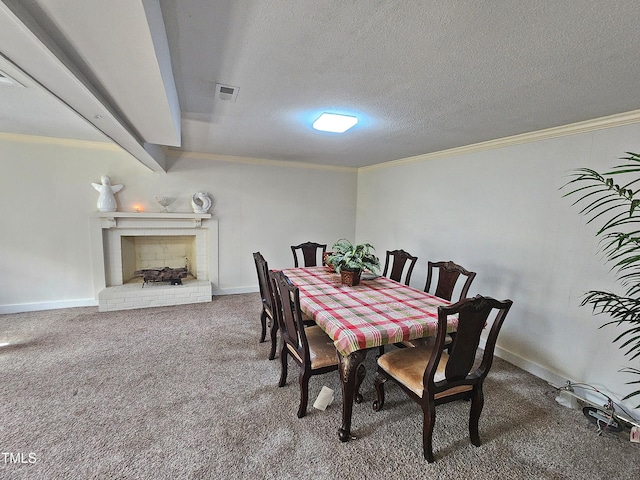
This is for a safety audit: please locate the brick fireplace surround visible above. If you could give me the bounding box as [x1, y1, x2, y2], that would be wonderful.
[90, 213, 218, 312]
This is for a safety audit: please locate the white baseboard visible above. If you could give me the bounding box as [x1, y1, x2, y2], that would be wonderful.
[494, 344, 567, 387]
[493, 344, 640, 423]
[212, 286, 259, 295]
[0, 298, 98, 314]
[0, 288, 261, 313]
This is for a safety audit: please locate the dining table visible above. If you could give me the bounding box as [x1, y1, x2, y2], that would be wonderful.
[281, 266, 457, 442]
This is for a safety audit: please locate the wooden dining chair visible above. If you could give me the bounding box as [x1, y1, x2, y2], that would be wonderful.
[291, 241, 327, 267]
[382, 249, 418, 285]
[270, 270, 339, 418]
[252, 252, 280, 360]
[424, 260, 476, 301]
[373, 295, 513, 462]
[400, 260, 478, 349]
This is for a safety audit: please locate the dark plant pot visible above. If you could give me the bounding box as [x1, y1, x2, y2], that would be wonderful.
[340, 269, 361, 286]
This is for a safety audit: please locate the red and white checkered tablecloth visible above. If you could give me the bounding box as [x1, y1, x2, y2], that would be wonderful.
[282, 267, 457, 357]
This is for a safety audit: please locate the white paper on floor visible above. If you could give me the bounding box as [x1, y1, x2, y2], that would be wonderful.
[313, 386, 334, 411]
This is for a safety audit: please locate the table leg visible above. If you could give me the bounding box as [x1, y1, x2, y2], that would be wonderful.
[338, 349, 368, 442]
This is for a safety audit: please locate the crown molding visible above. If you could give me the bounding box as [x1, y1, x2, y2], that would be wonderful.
[163, 148, 357, 173]
[0, 131, 120, 150]
[359, 109, 640, 172]
[6, 109, 640, 173]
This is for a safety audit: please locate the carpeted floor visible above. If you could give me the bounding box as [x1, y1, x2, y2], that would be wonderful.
[0, 293, 638, 479]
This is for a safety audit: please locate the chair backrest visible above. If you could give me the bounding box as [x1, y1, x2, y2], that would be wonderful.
[253, 252, 274, 313]
[424, 260, 476, 301]
[382, 249, 418, 285]
[271, 270, 310, 364]
[425, 295, 513, 395]
[291, 241, 327, 267]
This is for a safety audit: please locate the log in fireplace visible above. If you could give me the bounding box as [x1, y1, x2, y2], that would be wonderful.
[134, 266, 188, 286]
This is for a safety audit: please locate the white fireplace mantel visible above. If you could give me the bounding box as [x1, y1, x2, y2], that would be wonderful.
[90, 212, 219, 311]
[94, 212, 211, 229]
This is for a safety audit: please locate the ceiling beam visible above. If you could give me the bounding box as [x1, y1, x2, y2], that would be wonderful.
[0, 0, 167, 172]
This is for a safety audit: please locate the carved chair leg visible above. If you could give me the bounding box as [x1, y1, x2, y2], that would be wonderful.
[422, 397, 436, 463]
[268, 320, 279, 360]
[278, 348, 288, 387]
[354, 363, 366, 404]
[372, 372, 387, 411]
[297, 371, 311, 418]
[469, 386, 484, 447]
[259, 309, 267, 343]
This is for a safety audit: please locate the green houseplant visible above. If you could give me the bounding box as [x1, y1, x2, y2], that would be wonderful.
[327, 239, 381, 286]
[562, 151, 640, 407]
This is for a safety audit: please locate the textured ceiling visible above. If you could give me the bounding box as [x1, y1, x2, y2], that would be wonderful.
[2, 1, 640, 170]
[160, 0, 640, 167]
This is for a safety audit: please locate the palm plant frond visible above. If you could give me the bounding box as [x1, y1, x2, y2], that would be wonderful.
[562, 152, 640, 406]
[620, 367, 640, 408]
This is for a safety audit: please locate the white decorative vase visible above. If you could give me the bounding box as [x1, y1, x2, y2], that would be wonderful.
[191, 192, 212, 213]
[155, 196, 175, 213]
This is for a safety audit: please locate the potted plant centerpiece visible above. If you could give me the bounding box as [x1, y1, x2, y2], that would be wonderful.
[327, 239, 381, 286]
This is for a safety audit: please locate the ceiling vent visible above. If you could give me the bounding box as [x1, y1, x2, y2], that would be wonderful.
[214, 83, 239, 102]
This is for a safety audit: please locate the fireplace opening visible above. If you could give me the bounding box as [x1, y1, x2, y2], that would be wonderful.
[121, 235, 197, 285]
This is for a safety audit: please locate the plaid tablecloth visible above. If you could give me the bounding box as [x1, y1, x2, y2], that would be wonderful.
[282, 267, 457, 357]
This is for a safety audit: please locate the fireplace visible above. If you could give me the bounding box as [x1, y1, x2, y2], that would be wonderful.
[121, 235, 197, 283]
[90, 212, 218, 311]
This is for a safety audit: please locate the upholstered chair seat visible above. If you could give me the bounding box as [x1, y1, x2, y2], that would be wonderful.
[263, 305, 273, 322]
[377, 345, 472, 399]
[286, 325, 338, 370]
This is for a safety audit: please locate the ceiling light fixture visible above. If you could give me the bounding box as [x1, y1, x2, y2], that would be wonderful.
[312, 113, 358, 133]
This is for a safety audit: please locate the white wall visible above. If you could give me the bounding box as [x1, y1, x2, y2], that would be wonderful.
[0, 137, 148, 309]
[355, 123, 640, 412]
[0, 135, 357, 310]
